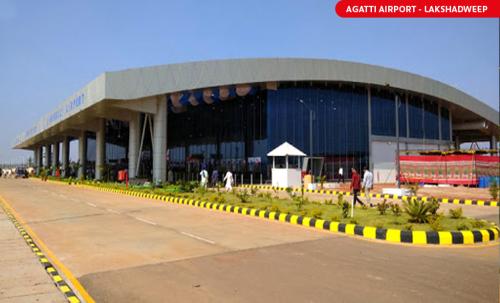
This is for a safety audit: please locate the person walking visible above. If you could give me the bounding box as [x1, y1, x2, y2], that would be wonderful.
[362, 167, 374, 207]
[338, 167, 344, 183]
[223, 170, 233, 192]
[211, 169, 219, 187]
[350, 168, 365, 207]
[200, 168, 208, 188]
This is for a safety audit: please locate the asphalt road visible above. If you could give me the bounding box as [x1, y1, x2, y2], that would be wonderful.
[0, 179, 498, 303]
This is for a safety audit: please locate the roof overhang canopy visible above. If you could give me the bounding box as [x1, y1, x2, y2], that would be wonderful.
[14, 58, 500, 150]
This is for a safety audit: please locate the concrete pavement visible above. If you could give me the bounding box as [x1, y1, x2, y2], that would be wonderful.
[0, 178, 498, 303]
[0, 204, 66, 303]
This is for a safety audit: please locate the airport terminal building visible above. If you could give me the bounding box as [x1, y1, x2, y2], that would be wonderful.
[14, 58, 500, 183]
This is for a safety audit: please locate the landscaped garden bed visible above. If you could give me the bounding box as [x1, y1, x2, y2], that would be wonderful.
[44, 177, 496, 233]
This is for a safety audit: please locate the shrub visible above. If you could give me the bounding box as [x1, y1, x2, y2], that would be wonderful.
[179, 181, 198, 193]
[375, 222, 384, 229]
[471, 220, 487, 229]
[428, 215, 444, 231]
[349, 219, 358, 225]
[324, 199, 334, 205]
[310, 209, 323, 219]
[427, 198, 440, 215]
[489, 179, 499, 200]
[250, 187, 258, 195]
[402, 199, 431, 223]
[456, 223, 469, 231]
[448, 207, 463, 219]
[377, 199, 390, 215]
[403, 224, 413, 231]
[289, 188, 308, 211]
[337, 194, 350, 219]
[390, 203, 402, 216]
[330, 215, 340, 222]
[267, 205, 280, 213]
[194, 185, 207, 196]
[235, 189, 250, 203]
[319, 175, 327, 189]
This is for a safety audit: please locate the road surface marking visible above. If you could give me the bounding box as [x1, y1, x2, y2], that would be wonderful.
[0, 194, 95, 303]
[106, 208, 120, 214]
[181, 231, 216, 245]
[134, 217, 157, 226]
[87, 202, 96, 207]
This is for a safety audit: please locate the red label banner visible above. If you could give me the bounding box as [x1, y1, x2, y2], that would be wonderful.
[335, 0, 500, 18]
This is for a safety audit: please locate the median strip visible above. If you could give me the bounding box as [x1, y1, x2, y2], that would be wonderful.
[72, 183, 499, 246]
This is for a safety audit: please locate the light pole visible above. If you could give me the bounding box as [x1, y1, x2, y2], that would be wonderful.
[395, 94, 401, 189]
[298, 99, 314, 176]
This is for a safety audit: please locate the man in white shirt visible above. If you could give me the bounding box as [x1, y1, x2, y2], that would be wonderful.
[200, 169, 208, 188]
[338, 167, 344, 183]
[362, 167, 374, 206]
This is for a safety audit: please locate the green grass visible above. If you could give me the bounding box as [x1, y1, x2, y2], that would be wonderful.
[49, 178, 496, 232]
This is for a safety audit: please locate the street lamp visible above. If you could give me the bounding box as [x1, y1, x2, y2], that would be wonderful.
[298, 99, 315, 176]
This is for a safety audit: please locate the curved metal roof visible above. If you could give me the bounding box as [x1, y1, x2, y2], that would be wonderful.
[15, 58, 499, 149]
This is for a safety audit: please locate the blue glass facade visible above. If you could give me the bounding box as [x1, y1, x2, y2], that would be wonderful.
[408, 96, 424, 139]
[398, 94, 407, 137]
[371, 90, 396, 136]
[371, 92, 445, 141]
[166, 83, 369, 180]
[441, 107, 450, 140]
[424, 99, 439, 139]
[77, 83, 454, 182]
[267, 84, 369, 179]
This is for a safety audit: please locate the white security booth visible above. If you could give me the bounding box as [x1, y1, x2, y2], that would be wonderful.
[267, 142, 306, 188]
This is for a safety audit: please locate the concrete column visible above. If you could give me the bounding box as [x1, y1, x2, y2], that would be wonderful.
[152, 96, 167, 183]
[33, 148, 39, 175]
[367, 86, 372, 171]
[454, 136, 460, 150]
[78, 132, 87, 179]
[36, 146, 43, 175]
[95, 119, 106, 180]
[128, 112, 141, 179]
[52, 142, 59, 176]
[491, 135, 498, 150]
[62, 137, 70, 178]
[45, 144, 52, 169]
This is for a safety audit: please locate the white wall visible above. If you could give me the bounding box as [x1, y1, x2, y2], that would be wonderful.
[372, 140, 442, 184]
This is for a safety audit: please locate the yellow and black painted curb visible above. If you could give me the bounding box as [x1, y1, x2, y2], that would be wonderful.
[0, 201, 81, 303]
[240, 184, 499, 207]
[79, 184, 499, 246]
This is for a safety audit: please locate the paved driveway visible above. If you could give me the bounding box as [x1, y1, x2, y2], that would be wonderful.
[0, 179, 498, 303]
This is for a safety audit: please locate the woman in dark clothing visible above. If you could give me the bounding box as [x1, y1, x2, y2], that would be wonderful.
[350, 168, 365, 206]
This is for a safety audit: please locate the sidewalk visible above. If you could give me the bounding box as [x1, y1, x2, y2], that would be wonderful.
[0, 207, 65, 303]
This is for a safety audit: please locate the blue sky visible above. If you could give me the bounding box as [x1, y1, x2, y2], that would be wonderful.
[0, 0, 498, 163]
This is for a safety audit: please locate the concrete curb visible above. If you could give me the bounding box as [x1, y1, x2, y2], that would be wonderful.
[241, 184, 500, 207]
[75, 183, 499, 246]
[0, 199, 82, 303]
